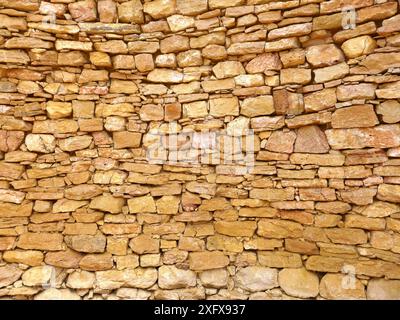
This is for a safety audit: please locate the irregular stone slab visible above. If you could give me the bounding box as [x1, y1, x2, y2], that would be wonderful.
[336, 84, 377, 101]
[17, 233, 64, 251]
[147, 69, 183, 83]
[265, 131, 296, 154]
[22, 266, 54, 287]
[320, 273, 366, 300]
[305, 44, 344, 67]
[278, 268, 319, 298]
[0, 50, 30, 64]
[235, 266, 278, 292]
[341, 36, 376, 58]
[158, 266, 196, 289]
[290, 153, 345, 166]
[377, 184, 400, 203]
[294, 125, 330, 154]
[0, 265, 23, 288]
[28, 22, 80, 34]
[353, 52, 400, 74]
[314, 62, 349, 83]
[189, 251, 229, 271]
[304, 88, 337, 113]
[65, 234, 106, 253]
[3, 250, 43, 267]
[199, 269, 228, 288]
[331, 105, 378, 128]
[34, 288, 81, 300]
[5, 37, 51, 49]
[268, 23, 312, 40]
[143, 0, 176, 19]
[79, 23, 140, 34]
[89, 194, 125, 214]
[367, 279, 400, 300]
[68, 0, 97, 22]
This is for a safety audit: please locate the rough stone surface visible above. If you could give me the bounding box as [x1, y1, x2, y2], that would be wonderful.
[0, 0, 398, 301]
[320, 274, 366, 300]
[235, 266, 278, 292]
[278, 268, 319, 298]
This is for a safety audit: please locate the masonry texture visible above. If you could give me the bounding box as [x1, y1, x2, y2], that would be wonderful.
[0, 0, 400, 300]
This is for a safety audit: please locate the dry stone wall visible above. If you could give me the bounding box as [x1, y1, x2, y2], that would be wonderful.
[0, 0, 400, 300]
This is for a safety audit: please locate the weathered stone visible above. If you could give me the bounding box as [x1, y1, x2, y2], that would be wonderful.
[213, 61, 245, 79]
[341, 35, 376, 58]
[80, 252, 112, 271]
[325, 228, 367, 245]
[306, 44, 344, 67]
[314, 62, 349, 83]
[377, 184, 400, 203]
[139, 105, 164, 121]
[158, 266, 196, 289]
[294, 125, 330, 154]
[199, 269, 228, 288]
[45, 249, 83, 269]
[98, 0, 117, 23]
[326, 125, 400, 149]
[240, 96, 274, 117]
[265, 131, 296, 154]
[3, 250, 43, 266]
[46, 102, 72, 119]
[268, 23, 312, 41]
[0, 265, 23, 288]
[235, 266, 278, 292]
[160, 35, 189, 53]
[176, 0, 207, 15]
[147, 69, 183, 83]
[89, 194, 125, 214]
[135, 54, 155, 73]
[128, 195, 156, 213]
[118, 0, 143, 24]
[17, 233, 63, 251]
[22, 266, 54, 287]
[280, 68, 311, 85]
[34, 288, 81, 300]
[258, 251, 302, 268]
[167, 14, 195, 32]
[156, 195, 180, 214]
[189, 251, 229, 271]
[367, 279, 400, 300]
[304, 88, 337, 113]
[128, 41, 159, 54]
[59, 135, 92, 152]
[143, 0, 176, 19]
[68, 0, 97, 22]
[246, 53, 282, 73]
[320, 273, 366, 300]
[0, 13, 27, 31]
[273, 89, 304, 115]
[65, 234, 106, 253]
[214, 221, 256, 237]
[278, 268, 319, 298]
[25, 134, 56, 153]
[257, 219, 303, 239]
[210, 97, 239, 117]
[96, 268, 157, 290]
[67, 271, 95, 289]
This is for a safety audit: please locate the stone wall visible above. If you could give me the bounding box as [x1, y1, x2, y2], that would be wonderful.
[0, 0, 400, 300]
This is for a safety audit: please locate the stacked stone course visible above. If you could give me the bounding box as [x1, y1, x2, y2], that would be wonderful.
[0, 0, 400, 300]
